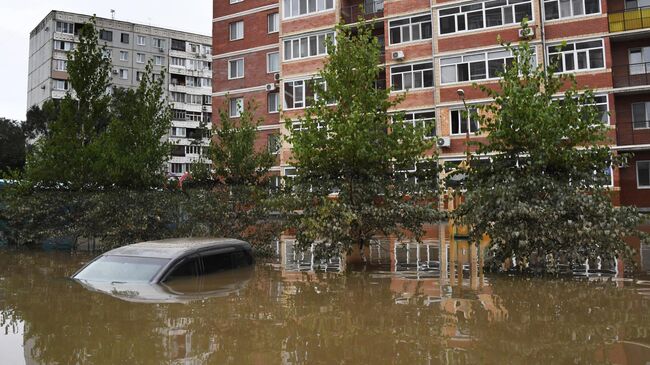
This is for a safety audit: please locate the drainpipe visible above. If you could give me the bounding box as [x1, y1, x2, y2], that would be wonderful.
[538, 0, 547, 73]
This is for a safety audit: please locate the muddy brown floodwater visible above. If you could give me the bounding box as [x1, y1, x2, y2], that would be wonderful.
[0, 247, 649, 365]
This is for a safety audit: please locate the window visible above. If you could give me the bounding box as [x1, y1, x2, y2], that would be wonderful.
[283, 0, 334, 19]
[56, 21, 73, 34]
[632, 102, 650, 129]
[439, 0, 533, 35]
[228, 58, 245, 79]
[186, 111, 202, 122]
[267, 52, 280, 73]
[119, 51, 128, 61]
[229, 21, 244, 41]
[119, 69, 128, 80]
[230, 0, 244, 3]
[544, 0, 600, 20]
[187, 94, 203, 105]
[440, 49, 523, 84]
[171, 127, 186, 137]
[136, 71, 144, 82]
[99, 30, 113, 42]
[629, 47, 650, 75]
[548, 39, 604, 73]
[389, 14, 432, 44]
[153, 38, 166, 50]
[403, 110, 436, 138]
[137, 35, 146, 46]
[230, 97, 244, 117]
[268, 134, 281, 154]
[171, 39, 186, 51]
[283, 31, 333, 61]
[283, 78, 326, 109]
[638, 161, 650, 188]
[390, 62, 434, 91]
[136, 53, 145, 64]
[171, 92, 186, 103]
[268, 13, 279, 33]
[154, 56, 164, 66]
[268, 92, 280, 113]
[53, 59, 67, 71]
[626, 0, 650, 9]
[450, 109, 479, 135]
[121, 33, 130, 44]
[53, 79, 69, 91]
[54, 41, 74, 51]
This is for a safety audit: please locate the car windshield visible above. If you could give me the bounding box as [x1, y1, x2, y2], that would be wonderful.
[74, 255, 170, 282]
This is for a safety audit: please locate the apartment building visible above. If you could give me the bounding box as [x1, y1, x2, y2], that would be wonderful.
[212, 0, 650, 210]
[28, 10, 213, 177]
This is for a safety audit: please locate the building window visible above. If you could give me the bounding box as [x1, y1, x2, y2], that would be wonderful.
[268, 92, 280, 113]
[136, 72, 144, 82]
[171, 163, 186, 174]
[626, 0, 650, 9]
[547, 39, 604, 73]
[54, 41, 74, 51]
[136, 53, 145, 64]
[119, 69, 128, 80]
[229, 21, 244, 41]
[53, 79, 69, 91]
[268, 13, 279, 33]
[439, 0, 533, 35]
[390, 62, 434, 91]
[154, 56, 164, 66]
[629, 47, 650, 75]
[230, 97, 244, 117]
[402, 110, 436, 139]
[171, 127, 186, 137]
[450, 109, 479, 135]
[283, 79, 325, 109]
[632, 102, 650, 129]
[187, 94, 203, 105]
[638, 161, 650, 188]
[53, 59, 67, 71]
[171, 39, 186, 51]
[440, 49, 522, 84]
[171, 57, 185, 67]
[268, 134, 281, 154]
[137, 35, 146, 46]
[544, 0, 600, 21]
[283, 0, 334, 19]
[171, 92, 186, 103]
[121, 33, 130, 44]
[99, 30, 113, 42]
[283, 31, 333, 61]
[153, 38, 166, 50]
[389, 14, 432, 44]
[173, 109, 186, 120]
[119, 51, 128, 61]
[230, 0, 244, 3]
[228, 58, 245, 79]
[267, 52, 280, 73]
[56, 21, 74, 34]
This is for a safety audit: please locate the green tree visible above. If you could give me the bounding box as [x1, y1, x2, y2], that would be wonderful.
[23, 100, 60, 141]
[457, 25, 644, 270]
[285, 20, 440, 259]
[0, 118, 25, 173]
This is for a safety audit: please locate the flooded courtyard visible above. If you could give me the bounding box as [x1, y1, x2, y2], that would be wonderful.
[1, 241, 649, 365]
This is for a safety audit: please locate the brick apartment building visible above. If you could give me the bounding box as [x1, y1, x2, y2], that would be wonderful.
[212, 0, 650, 210]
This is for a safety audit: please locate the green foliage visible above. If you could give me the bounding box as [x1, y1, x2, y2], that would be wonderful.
[285, 19, 441, 258]
[0, 118, 25, 173]
[456, 23, 644, 270]
[24, 100, 60, 141]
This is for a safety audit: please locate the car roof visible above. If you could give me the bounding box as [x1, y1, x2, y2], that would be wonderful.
[103, 238, 251, 260]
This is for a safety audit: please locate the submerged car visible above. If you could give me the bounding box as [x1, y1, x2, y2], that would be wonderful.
[72, 238, 254, 303]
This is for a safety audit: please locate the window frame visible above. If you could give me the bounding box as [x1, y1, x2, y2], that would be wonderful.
[637, 160, 650, 189]
[267, 52, 280, 73]
[401, 109, 437, 139]
[282, 0, 335, 20]
[268, 92, 280, 113]
[56, 21, 74, 34]
[154, 56, 164, 66]
[632, 101, 650, 130]
[230, 97, 244, 117]
[543, 0, 601, 21]
[546, 38, 605, 74]
[119, 51, 129, 61]
[449, 108, 480, 136]
[137, 35, 146, 46]
[390, 61, 435, 92]
[268, 12, 279, 33]
[438, 0, 535, 36]
[229, 21, 244, 41]
[136, 53, 145, 64]
[228, 58, 245, 80]
[440, 48, 526, 85]
[283, 31, 334, 61]
[389, 13, 433, 45]
[283, 77, 327, 110]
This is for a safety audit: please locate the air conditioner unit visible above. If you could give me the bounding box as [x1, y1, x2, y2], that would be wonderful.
[202, 106, 208, 111]
[436, 136, 451, 148]
[273, 73, 281, 82]
[112, 69, 119, 75]
[518, 27, 534, 39]
[392, 50, 405, 60]
[158, 48, 165, 53]
[266, 83, 277, 92]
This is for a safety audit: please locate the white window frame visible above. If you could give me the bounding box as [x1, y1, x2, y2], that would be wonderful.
[137, 35, 146, 46]
[401, 109, 436, 139]
[268, 92, 280, 113]
[637, 160, 650, 189]
[439, 0, 534, 36]
[136, 53, 145, 64]
[547, 39, 605, 74]
[268, 134, 281, 155]
[390, 61, 434, 92]
[119, 69, 128, 80]
[136, 71, 144, 82]
[282, 0, 335, 19]
[267, 52, 280, 73]
[56, 21, 74, 34]
[440, 49, 523, 85]
[230, 0, 244, 3]
[53, 79, 69, 91]
[154, 56, 164, 66]
[543, 0, 601, 21]
[389, 13, 433, 45]
[230, 97, 244, 117]
[228, 58, 245, 79]
[268, 13, 279, 33]
[450, 108, 479, 136]
[229, 21, 244, 41]
[283, 31, 333, 61]
[119, 51, 128, 61]
[153, 38, 166, 50]
[54, 41, 74, 51]
[53, 59, 67, 71]
[283, 78, 326, 110]
[628, 47, 650, 75]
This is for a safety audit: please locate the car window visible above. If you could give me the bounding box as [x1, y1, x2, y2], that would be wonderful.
[74, 255, 169, 282]
[202, 249, 253, 275]
[165, 256, 200, 281]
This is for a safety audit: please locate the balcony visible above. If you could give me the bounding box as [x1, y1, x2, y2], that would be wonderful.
[341, 0, 383, 24]
[612, 63, 650, 88]
[609, 7, 650, 33]
[617, 120, 650, 146]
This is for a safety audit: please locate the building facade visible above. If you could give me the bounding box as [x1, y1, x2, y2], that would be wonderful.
[212, 0, 650, 210]
[28, 10, 213, 177]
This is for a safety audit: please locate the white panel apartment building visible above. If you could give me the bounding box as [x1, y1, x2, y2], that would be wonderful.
[27, 10, 213, 177]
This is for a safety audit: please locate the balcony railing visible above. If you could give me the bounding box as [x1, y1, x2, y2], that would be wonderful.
[612, 63, 650, 88]
[341, 0, 384, 24]
[609, 6, 650, 33]
[616, 121, 650, 146]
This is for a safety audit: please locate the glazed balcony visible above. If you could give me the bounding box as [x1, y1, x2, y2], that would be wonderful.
[609, 6, 650, 33]
[612, 63, 650, 88]
[341, 0, 384, 24]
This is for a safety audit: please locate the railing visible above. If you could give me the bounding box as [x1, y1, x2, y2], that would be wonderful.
[612, 63, 650, 88]
[341, 0, 384, 24]
[609, 6, 650, 33]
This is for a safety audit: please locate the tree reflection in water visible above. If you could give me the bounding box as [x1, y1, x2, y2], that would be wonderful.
[0, 251, 648, 364]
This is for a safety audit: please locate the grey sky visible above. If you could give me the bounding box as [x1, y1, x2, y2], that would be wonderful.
[0, 0, 212, 121]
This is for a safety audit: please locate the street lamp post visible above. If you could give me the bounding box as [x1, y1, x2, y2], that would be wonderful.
[456, 89, 471, 165]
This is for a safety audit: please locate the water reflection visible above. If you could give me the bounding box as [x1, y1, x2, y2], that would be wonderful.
[0, 245, 649, 364]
